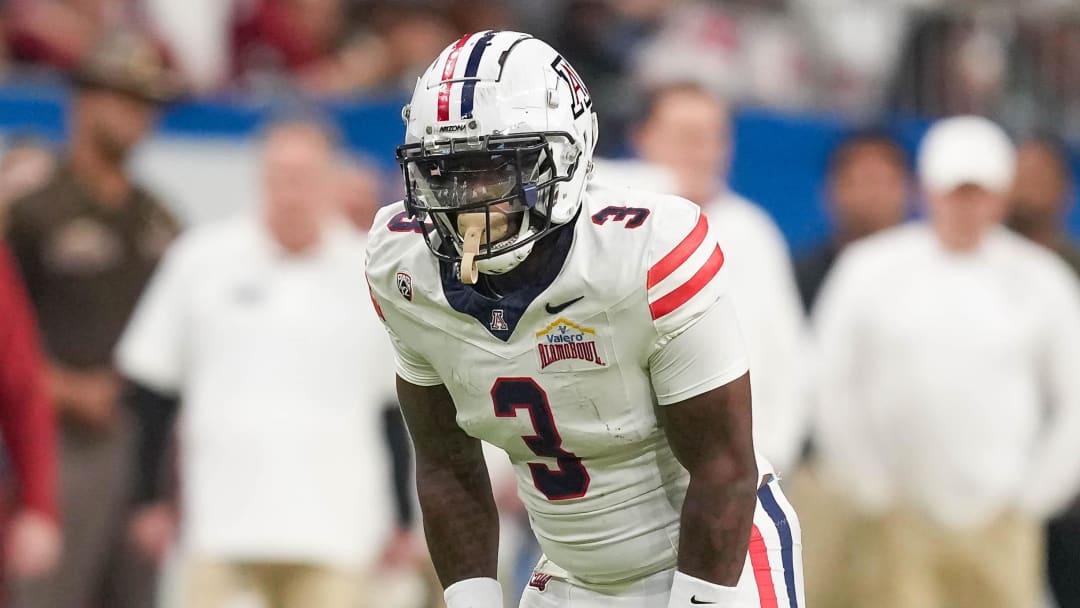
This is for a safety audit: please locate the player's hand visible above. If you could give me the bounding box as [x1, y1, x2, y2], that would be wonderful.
[49, 366, 120, 430]
[378, 527, 422, 570]
[5, 509, 62, 580]
[128, 502, 176, 563]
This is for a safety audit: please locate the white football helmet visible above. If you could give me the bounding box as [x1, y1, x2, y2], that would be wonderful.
[396, 31, 598, 278]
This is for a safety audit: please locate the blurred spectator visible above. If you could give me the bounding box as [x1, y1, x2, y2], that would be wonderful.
[229, 0, 430, 95]
[1, 33, 179, 608]
[813, 116, 1080, 608]
[149, 0, 466, 95]
[591, 157, 677, 193]
[338, 156, 433, 606]
[888, 11, 1011, 119]
[795, 130, 910, 313]
[0, 244, 60, 586]
[1011, 12, 1080, 141]
[634, 2, 816, 113]
[447, 0, 516, 35]
[547, 0, 665, 155]
[1007, 135, 1080, 276]
[0, 138, 56, 230]
[360, 1, 459, 94]
[1005, 135, 1080, 608]
[794, 0, 909, 117]
[788, 129, 909, 608]
[116, 117, 400, 608]
[337, 157, 382, 232]
[4, 0, 149, 70]
[230, 0, 453, 95]
[141, 0, 235, 92]
[633, 81, 809, 474]
[212, 0, 526, 97]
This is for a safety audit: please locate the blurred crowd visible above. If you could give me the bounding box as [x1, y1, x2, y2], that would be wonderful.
[1, 2, 1080, 608]
[3, 1, 1080, 137]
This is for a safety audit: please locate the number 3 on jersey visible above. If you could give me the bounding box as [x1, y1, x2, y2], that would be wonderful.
[492, 378, 590, 500]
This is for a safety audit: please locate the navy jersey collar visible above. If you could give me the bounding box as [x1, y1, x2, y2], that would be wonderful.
[439, 219, 576, 342]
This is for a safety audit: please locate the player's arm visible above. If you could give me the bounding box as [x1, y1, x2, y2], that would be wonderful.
[645, 205, 758, 605]
[650, 296, 758, 605]
[395, 377, 503, 608]
[663, 373, 757, 586]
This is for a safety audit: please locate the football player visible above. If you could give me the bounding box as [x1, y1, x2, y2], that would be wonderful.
[366, 31, 803, 608]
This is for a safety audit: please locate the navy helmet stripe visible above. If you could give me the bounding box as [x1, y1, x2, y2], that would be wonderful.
[758, 483, 799, 607]
[460, 31, 497, 119]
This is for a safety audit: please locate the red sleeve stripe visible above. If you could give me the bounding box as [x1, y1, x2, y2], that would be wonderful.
[436, 34, 473, 121]
[647, 214, 709, 289]
[649, 245, 725, 320]
[367, 283, 385, 321]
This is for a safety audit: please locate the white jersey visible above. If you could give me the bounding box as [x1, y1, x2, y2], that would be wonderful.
[117, 216, 397, 567]
[366, 184, 771, 590]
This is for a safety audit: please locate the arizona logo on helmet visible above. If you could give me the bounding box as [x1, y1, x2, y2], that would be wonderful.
[551, 56, 592, 118]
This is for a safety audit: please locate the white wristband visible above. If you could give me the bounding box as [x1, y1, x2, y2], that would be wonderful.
[668, 570, 741, 607]
[443, 577, 504, 608]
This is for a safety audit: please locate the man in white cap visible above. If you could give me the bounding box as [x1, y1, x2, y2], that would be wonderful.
[811, 115, 1080, 608]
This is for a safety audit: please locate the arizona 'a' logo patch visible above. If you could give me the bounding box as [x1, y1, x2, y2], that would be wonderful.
[490, 309, 509, 331]
[534, 318, 607, 372]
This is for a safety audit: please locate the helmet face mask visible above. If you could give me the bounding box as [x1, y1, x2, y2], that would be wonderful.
[395, 31, 598, 278]
[396, 131, 579, 264]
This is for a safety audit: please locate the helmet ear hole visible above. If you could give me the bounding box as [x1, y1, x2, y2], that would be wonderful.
[547, 89, 560, 109]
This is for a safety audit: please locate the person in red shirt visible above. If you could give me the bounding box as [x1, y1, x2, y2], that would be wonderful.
[0, 244, 60, 593]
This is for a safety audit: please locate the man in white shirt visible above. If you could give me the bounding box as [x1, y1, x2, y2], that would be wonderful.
[117, 118, 399, 608]
[788, 129, 912, 608]
[1005, 134, 1080, 608]
[633, 82, 809, 474]
[814, 115, 1080, 608]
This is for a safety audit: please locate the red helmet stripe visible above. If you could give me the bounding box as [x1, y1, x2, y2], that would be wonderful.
[436, 34, 474, 122]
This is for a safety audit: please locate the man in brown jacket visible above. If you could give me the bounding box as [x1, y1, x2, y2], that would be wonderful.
[3, 32, 181, 608]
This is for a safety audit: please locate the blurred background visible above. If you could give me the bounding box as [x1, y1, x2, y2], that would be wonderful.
[1, 1, 1080, 607]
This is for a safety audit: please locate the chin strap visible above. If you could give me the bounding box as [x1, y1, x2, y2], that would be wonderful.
[457, 211, 513, 285]
[459, 222, 482, 285]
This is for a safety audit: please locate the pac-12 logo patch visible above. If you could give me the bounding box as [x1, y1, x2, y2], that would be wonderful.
[535, 318, 607, 372]
[395, 272, 413, 301]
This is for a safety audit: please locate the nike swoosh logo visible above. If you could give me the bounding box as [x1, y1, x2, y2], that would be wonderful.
[545, 296, 584, 315]
[690, 597, 716, 605]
